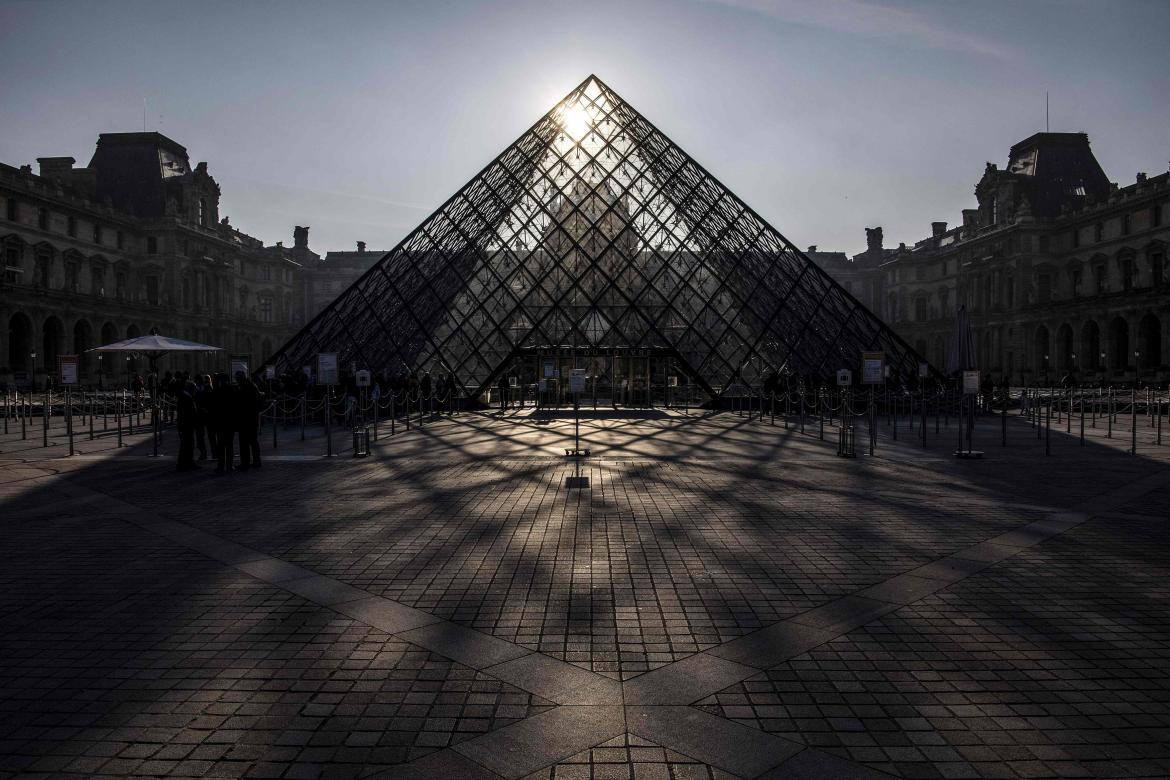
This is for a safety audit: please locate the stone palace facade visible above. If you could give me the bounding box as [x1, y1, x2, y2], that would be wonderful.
[1, 132, 320, 387]
[811, 132, 1168, 386]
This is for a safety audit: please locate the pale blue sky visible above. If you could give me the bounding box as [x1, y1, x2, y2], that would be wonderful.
[1, 0, 1167, 255]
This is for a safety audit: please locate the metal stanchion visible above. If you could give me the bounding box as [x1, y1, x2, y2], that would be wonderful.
[326, 393, 334, 457]
[43, 389, 49, 448]
[116, 391, 123, 447]
[1131, 386, 1137, 454]
[1045, 395, 1051, 456]
[272, 404, 278, 449]
[66, 387, 74, 456]
[1001, 395, 1007, 447]
[1079, 390, 1085, 446]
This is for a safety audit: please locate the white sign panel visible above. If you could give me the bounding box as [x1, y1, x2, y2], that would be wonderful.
[354, 369, 371, 387]
[860, 351, 885, 385]
[918, 362, 929, 378]
[59, 355, 79, 386]
[836, 368, 852, 387]
[317, 353, 339, 385]
[569, 369, 587, 394]
[230, 359, 249, 376]
[543, 361, 555, 378]
[962, 370, 981, 395]
[265, 365, 276, 380]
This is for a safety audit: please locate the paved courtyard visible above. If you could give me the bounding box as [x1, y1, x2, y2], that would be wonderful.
[1, 409, 1169, 779]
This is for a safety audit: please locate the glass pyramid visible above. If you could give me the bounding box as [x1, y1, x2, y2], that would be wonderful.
[267, 75, 929, 399]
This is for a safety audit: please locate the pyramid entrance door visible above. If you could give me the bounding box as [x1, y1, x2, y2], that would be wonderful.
[507, 346, 696, 409]
[264, 75, 933, 404]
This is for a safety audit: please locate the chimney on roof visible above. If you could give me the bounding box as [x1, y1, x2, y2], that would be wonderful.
[807, 245, 817, 253]
[931, 221, 947, 238]
[276, 241, 283, 249]
[293, 225, 309, 249]
[1137, 172, 1148, 184]
[37, 157, 76, 179]
[357, 241, 366, 253]
[865, 227, 883, 257]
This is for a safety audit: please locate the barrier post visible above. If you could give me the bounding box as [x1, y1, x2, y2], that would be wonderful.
[116, 391, 123, 447]
[43, 389, 49, 448]
[819, 393, 825, 440]
[152, 395, 159, 458]
[66, 387, 74, 456]
[1080, 390, 1085, 446]
[326, 391, 334, 457]
[20, 392, 26, 440]
[1131, 386, 1137, 454]
[1045, 395, 1051, 456]
[273, 404, 278, 449]
[301, 393, 306, 441]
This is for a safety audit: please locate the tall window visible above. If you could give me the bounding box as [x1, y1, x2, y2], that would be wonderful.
[1155, 204, 1164, 228]
[1072, 268, 1082, 297]
[147, 236, 158, 254]
[1094, 222, 1104, 242]
[1094, 265, 1106, 293]
[116, 231, 124, 249]
[1121, 256, 1135, 290]
[1153, 253, 1165, 288]
[914, 297, 928, 322]
[3, 240, 22, 284]
[1122, 213, 1132, 236]
[1037, 273, 1052, 303]
[990, 194, 998, 225]
[198, 198, 207, 227]
[92, 265, 105, 296]
[1071, 228, 1080, 249]
[66, 261, 80, 292]
[145, 276, 159, 305]
[38, 207, 48, 230]
[93, 223, 102, 244]
[259, 296, 273, 323]
[67, 215, 77, 237]
[5, 197, 16, 221]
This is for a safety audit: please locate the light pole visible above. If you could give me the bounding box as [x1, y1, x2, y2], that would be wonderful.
[30, 351, 37, 390]
[1100, 351, 1107, 386]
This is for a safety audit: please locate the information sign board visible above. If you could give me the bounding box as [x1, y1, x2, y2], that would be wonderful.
[860, 351, 885, 385]
[58, 355, 79, 385]
[918, 362, 929, 378]
[836, 368, 852, 387]
[962, 370, 981, 395]
[569, 368, 586, 394]
[668, 376, 678, 387]
[543, 361, 555, 378]
[509, 376, 518, 387]
[317, 353, 339, 385]
[230, 357, 249, 376]
[354, 369, 371, 387]
[265, 365, 276, 380]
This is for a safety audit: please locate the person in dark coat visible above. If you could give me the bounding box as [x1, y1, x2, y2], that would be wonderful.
[176, 380, 198, 471]
[212, 373, 236, 474]
[235, 372, 262, 470]
[194, 374, 213, 460]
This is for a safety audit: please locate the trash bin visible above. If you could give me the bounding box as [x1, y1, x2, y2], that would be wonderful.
[837, 424, 855, 458]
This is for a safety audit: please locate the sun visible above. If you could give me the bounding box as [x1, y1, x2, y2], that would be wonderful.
[561, 104, 591, 141]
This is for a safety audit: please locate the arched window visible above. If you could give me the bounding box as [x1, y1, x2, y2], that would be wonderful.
[1110, 317, 1129, 370]
[1138, 315, 1161, 370]
[1081, 321, 1100, 370]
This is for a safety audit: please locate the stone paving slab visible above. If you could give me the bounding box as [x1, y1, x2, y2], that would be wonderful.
[2, 411, 1170, 778]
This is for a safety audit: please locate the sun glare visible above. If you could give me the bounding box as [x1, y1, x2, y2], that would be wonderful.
[562, 104, 591, 141]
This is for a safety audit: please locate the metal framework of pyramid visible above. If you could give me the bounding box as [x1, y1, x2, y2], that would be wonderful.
[266, 75, 930, 398]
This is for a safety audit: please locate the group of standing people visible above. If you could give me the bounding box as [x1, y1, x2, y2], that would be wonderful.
[173, 371, 265, 474]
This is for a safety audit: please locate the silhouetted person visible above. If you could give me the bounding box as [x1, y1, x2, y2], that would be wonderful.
[236, 371, 262, 470]
[212, 372, 236, 474]
[176, 379, 197, 471]
[194, 374, 213, 460]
